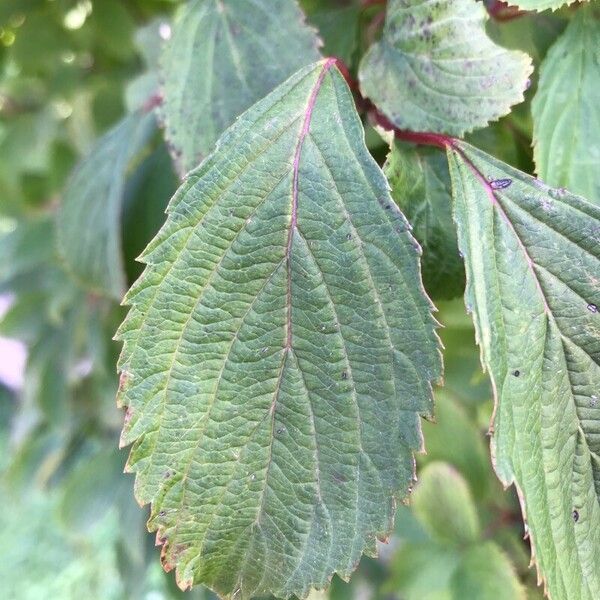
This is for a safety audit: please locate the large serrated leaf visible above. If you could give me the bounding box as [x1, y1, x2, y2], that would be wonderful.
[448, 140, 600, 600]
[57, 112, 156, 299]
[116, 60, 441, 598]
[532, 6, 600, 204]
[159, 0, 321, 174]
[358, 0, 532, 137]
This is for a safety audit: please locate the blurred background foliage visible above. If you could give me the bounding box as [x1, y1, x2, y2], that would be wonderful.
[0, 1, 572, 598]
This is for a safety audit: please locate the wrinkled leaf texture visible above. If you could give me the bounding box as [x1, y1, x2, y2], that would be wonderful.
[117, 60, 441, 599]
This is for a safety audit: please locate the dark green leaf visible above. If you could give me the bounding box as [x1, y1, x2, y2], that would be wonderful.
[117, 60, 441, 598]
[448, 140, 600, 600]
[384, 140, 464, 300]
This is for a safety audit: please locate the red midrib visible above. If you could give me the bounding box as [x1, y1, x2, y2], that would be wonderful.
[285, 58, 337, 350]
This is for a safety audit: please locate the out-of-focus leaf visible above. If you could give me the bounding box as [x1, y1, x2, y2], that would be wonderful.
[450, 542, 525, 600]
[89, 0, 136, 61]
[122, 143, 178, 282]
[0, 217, 55, 286]
[23, 325, 71, 424]
[9, 10, 67, 71]
[125, 18, 169, 112]
[486, 11, 568, 64]
[412, 462, 480, 545]
[386, 544, 460, 600]
[57, 111, 156, 299]
[0, 484, 125, 600]
[117, 60, 441, 597]
[421, 392, 490, 499]
[466, 117, 529, 174]
[159, 0, 321, 173]
[59, 445, 129, 533]
[359, 0, 532, 136]
[436, 300, 492, 406]
[532, 6, 600, 204]
[307, 5, 360, 65]
[0, 109, 61, 175]
[448, 140, 600, 600]
[384, 140, 464, 300]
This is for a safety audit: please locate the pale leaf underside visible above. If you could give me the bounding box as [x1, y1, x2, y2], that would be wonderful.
[448, 141, 600, 600]
[358, 0, 532, 137]
[159, 0, 321, 175]
[532, 6, 600, 204]
[511, 0, 586, 11]
[117, 60, 441, 599]
[57, 111, 156, 299]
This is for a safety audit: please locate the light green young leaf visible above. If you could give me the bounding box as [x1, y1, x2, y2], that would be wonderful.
[57, 111, 156, 299]
[412, 462, 480, 545]
[450, 542, 525, 600]
[159, 0, 321, 174]
[358, 0, 532, 136]
[532, 6, 600, 204]
[448, 140, 600, 600]
[117, 60, 441, 598]
[511, 0, 586, 10]
[384, 140, 464, 300]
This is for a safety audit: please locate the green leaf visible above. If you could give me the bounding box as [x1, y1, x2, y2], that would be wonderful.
[412, 462, 480, 545]
[0, 484, 126, 599]
[448, 140, 600, 600]
[384, 140, 464, 300]
[486, 11, 568, 64]
[386, 543, 460, 600]
[159, 0, 321, 174]
[122, 143, 179, 283]
[420, 392, 490, 499]
[0, 217, 55, 286]
[532, 7, 600, 204]
[510, 0, 585, 10]
[450, 542, 525, 600]
[117, 59, 441, 598]
[306, 5, 360, 66]
[57, 111, 156, 299]
[125, 18, 168, 113]
[358, 0, 533, 136]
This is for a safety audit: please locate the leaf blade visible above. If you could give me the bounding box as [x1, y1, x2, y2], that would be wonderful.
[532, 6, 600, 204]
[384, 141, 464, 300]
[159, 0, 321, 174]
[358, 0, 532, 137]
[117, 60, 441, 598]
[448, 140, 600, 600]
[57, 112, 156, 299]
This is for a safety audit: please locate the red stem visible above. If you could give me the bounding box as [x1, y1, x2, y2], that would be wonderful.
[361, 0, 386, 8]
[487, 1, 526, 22]
[370, 109, 454, 150]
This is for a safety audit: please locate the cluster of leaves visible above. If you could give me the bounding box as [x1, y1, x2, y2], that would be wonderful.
[0, 0, 598, 599]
